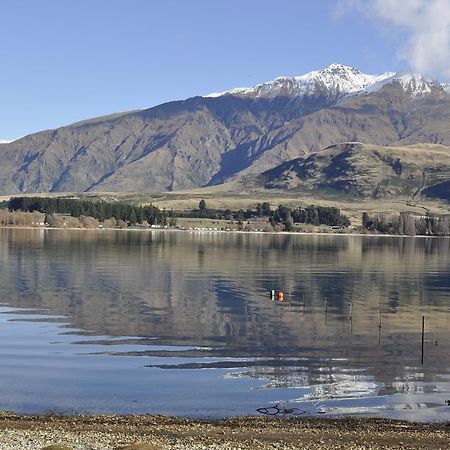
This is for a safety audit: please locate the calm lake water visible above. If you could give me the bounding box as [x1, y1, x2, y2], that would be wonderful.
[0, 228, 449, 421]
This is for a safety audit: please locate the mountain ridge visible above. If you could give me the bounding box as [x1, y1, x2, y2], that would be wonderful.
[255, 142, 450, 202]
[1, 64, 450, 196]
[206, 64, 443, 99]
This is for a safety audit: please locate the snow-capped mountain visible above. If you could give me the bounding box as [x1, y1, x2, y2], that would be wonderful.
[2, 62, 450, 195]
[206, 64, 445, 99]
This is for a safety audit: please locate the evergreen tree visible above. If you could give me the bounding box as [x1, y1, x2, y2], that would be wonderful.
[261, 202, 272, 216]
[128, 208, 137, 226]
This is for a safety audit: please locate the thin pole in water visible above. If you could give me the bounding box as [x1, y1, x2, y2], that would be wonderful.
[349, 302, 353, 334]
[325, 299, 328, 325]
[378, 307, 382, 345]
[421, 315, 425, 365]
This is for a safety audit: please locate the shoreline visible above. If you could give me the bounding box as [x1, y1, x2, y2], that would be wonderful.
[0, 224, 447, 239]
[0, 413, 448, 449]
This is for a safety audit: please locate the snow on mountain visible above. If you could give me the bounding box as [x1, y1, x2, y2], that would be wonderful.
[0, 140, 11, 144]
[367, 72, 441, 96]
[441, 82, 450, 93]
[206, 64, 394, 99]
[206, 64, 448, 100]
[395, 73, 435, 95]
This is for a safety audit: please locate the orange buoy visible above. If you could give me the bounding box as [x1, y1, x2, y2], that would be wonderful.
[277, 291, 284, 302]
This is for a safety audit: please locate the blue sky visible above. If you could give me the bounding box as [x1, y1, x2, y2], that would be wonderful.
[0, 0, 404, 140]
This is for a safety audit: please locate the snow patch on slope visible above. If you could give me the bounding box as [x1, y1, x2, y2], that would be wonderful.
[441, 82, 450, 93]
[367, 72, 438, 96]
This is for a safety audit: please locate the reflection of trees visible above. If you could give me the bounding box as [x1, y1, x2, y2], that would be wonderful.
[0, 229, 450, 391]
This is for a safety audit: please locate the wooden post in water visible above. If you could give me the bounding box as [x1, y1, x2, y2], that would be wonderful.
[421, 315, 425, 365]
[325, 299, 328, 325]
[349, 302, 353, 334]
[378, 307, 382, 345]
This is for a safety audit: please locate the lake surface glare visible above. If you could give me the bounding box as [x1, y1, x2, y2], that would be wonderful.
[0, 228, 449, 421]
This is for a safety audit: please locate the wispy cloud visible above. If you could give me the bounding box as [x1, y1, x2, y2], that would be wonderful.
[338, 0, 450, 78]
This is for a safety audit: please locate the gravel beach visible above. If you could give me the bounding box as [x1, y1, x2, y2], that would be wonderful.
[0, 413, 448, 450]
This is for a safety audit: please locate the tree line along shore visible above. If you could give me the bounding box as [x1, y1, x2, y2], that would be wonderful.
[1, 196, 450, 236]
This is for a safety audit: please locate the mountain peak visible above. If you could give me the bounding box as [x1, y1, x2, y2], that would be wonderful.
[205, 64, 450, 101]
[320, 63, 362, 75]
[205, 64, 394, 99]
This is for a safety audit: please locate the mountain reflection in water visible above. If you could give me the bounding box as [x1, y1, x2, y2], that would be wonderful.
[0, 228, 449, 420]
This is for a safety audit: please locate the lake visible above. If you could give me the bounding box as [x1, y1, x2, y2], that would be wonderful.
[0, 228, 449, 421]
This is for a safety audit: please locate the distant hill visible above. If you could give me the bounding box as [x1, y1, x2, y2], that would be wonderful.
[1, 64, 450, 195]
[256, 142, 450, 202]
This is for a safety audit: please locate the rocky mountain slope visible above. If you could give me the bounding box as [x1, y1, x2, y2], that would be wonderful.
[256, 142, 450, 202]
[1, 64, 450, 195]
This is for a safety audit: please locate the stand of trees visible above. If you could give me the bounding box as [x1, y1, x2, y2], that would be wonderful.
[0, 210, 42, 227]
[8, 197, 176, 227]
[269, 204, 350, 229]
[362, 211, 450, 236]
[7, 196, 351, 232]
[177, 200, 350, 230]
